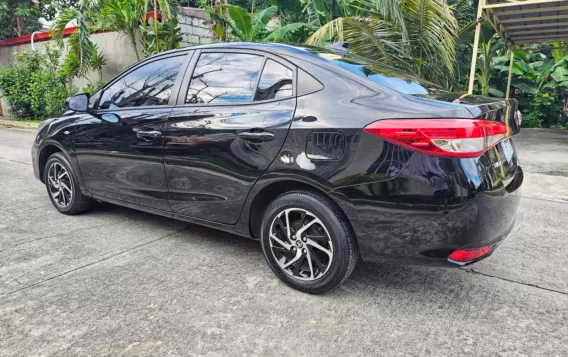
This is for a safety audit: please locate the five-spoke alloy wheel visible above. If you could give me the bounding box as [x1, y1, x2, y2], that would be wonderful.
[261, 191, 359, 294]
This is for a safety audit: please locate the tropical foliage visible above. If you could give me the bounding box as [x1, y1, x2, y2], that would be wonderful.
[50, 0, 107, 82]
[97, 0, 147, 60]
[0, 0, 43, 40]
[522, 92, 561, 128]
[507, 43, 568, 128]
[139, 0, 183, 56]
[229, 0, 271, 12]
[474, 35, 507, 97]
[1, 0, 567, 128]
[510, 44, 568, 95]
[296, 0, 459, 86]
[180, 0, 271, 11]
[220, 4, 313, 41]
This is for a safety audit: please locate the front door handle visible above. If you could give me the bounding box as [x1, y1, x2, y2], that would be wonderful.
[137, 130, 162, 141]
[237, 131, 275, 142]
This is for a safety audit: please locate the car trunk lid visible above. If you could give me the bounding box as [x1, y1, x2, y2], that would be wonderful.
[415, 93, 521, 135]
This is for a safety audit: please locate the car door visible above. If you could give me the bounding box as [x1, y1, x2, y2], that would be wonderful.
[165, 49, 297, 224]
[73, 53, 189, 211]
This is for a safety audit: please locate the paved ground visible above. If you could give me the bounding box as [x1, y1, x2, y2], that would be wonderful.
[0, 127, 567, 356]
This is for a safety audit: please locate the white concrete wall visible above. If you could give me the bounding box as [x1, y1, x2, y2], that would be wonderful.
[0, 31, 139, 87]
[0, 32, 139, 116]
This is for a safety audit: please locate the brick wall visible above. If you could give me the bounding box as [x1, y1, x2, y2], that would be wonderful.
[179, 7, 213, 46]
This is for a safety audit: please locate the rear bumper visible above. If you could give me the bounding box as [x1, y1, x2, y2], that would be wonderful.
[332, 151, 523, 267]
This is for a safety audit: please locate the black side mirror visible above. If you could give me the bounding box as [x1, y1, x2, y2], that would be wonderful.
[66, 93, 90, 112]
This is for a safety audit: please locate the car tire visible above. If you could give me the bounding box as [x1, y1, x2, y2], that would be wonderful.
[260, 190, 359, 294]
[44, 152, 92, 215]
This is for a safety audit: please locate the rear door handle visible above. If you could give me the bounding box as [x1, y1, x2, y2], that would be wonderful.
[137, 130, 162, 141]
[237, 131, 275, 142]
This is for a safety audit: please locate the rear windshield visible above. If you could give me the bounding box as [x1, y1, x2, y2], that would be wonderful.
[317, 53, 445, 95]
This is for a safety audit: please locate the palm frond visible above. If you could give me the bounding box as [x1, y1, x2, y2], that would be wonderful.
[399, 0, 458, 81]
[341, 17, 407, 67]
[50, 8, 80, 45]
[305, 17, 344, 45]
[302, 1, 323, 27]
[306, 17, 407, 68]
[360, 0, 408, 40]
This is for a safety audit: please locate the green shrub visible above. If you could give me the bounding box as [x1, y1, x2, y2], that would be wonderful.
[521, 92, 562, 128]
[521, 111, 542, 128]
[0, 46, 71, 120]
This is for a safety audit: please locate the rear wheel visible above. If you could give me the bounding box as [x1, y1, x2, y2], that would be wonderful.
[260, 191, 358, 294]
[44, 152, 92, 215]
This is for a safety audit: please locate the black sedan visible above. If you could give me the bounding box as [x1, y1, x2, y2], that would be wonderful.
[32, 43, 523, 293]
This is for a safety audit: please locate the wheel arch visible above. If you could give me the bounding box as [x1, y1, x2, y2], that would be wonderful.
[247, 178, 352, 240]
[37, 141, 77, 181]
[38, 143, 65, 183]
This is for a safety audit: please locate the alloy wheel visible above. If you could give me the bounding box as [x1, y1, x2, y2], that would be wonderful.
[269, 208, 334, 281]
[47, 162, 73, 207]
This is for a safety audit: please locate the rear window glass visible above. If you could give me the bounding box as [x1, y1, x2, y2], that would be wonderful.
[318, 53, 444, 95]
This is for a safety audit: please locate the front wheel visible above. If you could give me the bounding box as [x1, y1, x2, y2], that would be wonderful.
[260, 191, 358, 294]
[44, 152, 92, 215]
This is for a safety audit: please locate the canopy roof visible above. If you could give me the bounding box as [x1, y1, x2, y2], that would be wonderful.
[483, 0, 568, 46]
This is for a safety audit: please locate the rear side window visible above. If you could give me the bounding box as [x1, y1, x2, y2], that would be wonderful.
[297, 68, 324, 96]
[254, 59, 293, 101]
[98, 56, 185, 109]
[186, 53, 263, 104]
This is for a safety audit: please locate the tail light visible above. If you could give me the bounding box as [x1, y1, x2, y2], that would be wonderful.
[363, 119, 510, 158]
[448, 245, 494, 264]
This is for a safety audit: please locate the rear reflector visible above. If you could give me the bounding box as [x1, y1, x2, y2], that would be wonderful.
[448, 245, 494, 264]
[363, 119, 510, 158]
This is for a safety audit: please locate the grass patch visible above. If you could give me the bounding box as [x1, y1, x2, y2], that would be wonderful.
[0, 116, 43, 123]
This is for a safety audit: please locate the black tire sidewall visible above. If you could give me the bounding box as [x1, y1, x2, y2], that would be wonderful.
[44, 153, 83, 214]
[260, 192, 354, 294]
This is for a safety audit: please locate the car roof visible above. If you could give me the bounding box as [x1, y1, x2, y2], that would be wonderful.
[168, 42, 330, 64]
[161, 42, 441, 94]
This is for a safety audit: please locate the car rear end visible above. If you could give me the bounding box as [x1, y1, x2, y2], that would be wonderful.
[331, 101, 523, 266]
[313, 53, 524, 267]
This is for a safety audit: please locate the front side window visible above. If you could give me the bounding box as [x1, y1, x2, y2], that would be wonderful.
[254, 59, 293, 101]
[98, 56, 185, 110]
[186, 52, 263, 104]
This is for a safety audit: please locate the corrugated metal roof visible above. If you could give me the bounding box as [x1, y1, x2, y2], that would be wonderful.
[484, 0, 568, 45]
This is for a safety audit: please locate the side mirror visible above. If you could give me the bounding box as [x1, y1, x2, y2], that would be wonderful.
[66, 93, 90, 112]
[101, 113, 120, 123]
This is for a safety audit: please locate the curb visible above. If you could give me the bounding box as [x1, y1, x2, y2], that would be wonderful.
[0, 118, 39, 130]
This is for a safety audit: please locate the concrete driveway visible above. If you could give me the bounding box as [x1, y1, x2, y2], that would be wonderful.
[1, 127, 567, 356]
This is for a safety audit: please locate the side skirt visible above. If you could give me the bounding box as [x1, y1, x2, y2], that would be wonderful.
[89, 193, 255, 240]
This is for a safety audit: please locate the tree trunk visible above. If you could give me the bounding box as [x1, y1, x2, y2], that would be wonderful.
[131, 37, 141, 61]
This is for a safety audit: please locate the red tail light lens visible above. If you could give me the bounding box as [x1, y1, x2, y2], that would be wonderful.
[363, 119, 510, 158]
[448, 245, 494, 263]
